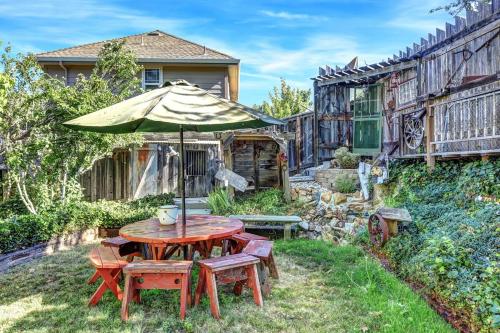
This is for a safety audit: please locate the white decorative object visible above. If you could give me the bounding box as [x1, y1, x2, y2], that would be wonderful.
[158, 205, 178, 225]
[215, 168, 248, 192]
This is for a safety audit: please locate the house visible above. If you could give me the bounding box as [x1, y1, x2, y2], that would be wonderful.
[36, 30, 240, 101]
[36, 30, 241, 200]
[297, 2, 499, 170]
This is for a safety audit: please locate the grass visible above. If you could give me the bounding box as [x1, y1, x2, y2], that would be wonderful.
[0, 239, 456, 333]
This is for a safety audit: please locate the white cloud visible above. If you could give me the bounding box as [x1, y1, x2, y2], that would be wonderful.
[260, 10, 327, 21]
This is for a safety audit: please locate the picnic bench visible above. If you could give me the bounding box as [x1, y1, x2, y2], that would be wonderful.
[228, 215, 302, 240]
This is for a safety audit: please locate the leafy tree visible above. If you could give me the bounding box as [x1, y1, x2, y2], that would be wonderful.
[0, 41, 143, 213]
[430, 0, 491, 15]
[258, 79, 311, 119]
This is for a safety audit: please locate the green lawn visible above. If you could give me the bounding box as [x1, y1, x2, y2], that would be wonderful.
[0, 239, 456, 333]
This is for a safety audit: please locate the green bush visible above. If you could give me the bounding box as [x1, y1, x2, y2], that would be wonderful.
[207, 188, 291, 216]
[333, 147, 360, 169]
[335, 175, 357, 193]
[0, 193, 174, 254]
[378, 159, 500, 332]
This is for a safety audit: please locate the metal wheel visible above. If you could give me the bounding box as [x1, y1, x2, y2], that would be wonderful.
[404, 117, 424, 150]
[368, 214, 389, 247]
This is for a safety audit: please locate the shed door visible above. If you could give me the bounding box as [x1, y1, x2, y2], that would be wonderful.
[352, 85, 382, 155]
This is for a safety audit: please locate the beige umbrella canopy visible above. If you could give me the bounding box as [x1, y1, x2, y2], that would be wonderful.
[64, 80, 284, 234]
[64, 80, 283, 133]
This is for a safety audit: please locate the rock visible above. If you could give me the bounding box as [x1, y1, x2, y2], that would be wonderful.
[333, 192, 347, 205]
[329, 218, 340, 228]
[323, 225, 332, 232]
[320, 191, 332, 204]
[308, 222, 316, 231]
[344, 222, 354, 234]
[314, 225, 322, 233]
[348, 202, 365, 212]
[299, 221, 309, 230]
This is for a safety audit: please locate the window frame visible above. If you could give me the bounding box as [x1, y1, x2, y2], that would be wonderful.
[142, 67, 163, 90]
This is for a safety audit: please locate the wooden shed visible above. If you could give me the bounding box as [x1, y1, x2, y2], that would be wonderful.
[80, 133, 221, 201]
[310, 4, 499, 167]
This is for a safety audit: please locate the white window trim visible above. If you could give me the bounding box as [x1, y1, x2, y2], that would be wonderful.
[142, 67, 163, 89]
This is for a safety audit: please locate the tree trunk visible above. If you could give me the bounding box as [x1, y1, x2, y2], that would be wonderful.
[14, 174, 37, 214]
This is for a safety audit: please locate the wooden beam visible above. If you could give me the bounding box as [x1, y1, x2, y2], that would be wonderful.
[318, 60, 417, 86]
[228, 64, 239, 102]
[425, 103, 436, 170]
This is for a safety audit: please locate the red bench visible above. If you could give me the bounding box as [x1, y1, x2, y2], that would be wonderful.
[121, 260, 193, 320]
[242, 240, 279, 296]
[88, 246, 129, 306]
[194, 253, 263, 319]
[228, 232, 269, 254]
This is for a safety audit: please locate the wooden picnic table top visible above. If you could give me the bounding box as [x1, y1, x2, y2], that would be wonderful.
[119, 215, 244, 245]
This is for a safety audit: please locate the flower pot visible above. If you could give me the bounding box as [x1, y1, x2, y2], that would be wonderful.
[158, 205, 178, 225]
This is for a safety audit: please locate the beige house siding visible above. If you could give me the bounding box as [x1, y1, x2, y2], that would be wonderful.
[42, 64, 229, 98]
[162, 66, 228, 98]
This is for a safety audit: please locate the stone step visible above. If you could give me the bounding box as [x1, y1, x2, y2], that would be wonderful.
[173, 197, 209, 209]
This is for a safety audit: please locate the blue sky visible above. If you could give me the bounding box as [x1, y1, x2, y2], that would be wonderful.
[0, 0, 453, 105]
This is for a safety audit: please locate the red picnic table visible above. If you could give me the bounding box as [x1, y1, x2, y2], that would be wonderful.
[119, 215, 244, 260]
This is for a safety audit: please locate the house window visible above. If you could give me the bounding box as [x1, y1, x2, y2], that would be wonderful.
[143, 68, 162, 90]
[185, 150, 207, 176]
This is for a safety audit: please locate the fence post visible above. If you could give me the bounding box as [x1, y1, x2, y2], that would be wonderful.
[425, 102, 436, 170]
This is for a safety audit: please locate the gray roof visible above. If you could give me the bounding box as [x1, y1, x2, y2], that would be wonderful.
[37, 30, 239, 64]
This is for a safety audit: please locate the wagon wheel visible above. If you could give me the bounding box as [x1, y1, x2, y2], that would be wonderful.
[404, 117, 424, 150]
[368, 214, 389, 247]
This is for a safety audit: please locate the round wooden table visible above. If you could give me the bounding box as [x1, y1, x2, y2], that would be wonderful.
[119, 215, 244, 260]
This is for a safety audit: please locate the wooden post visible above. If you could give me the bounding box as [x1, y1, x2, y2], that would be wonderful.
[425, 102, 436, 170]
[228, 65, 239, 102]
[281, 144, 291, 203]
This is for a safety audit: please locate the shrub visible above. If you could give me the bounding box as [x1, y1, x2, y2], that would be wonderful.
[378, 158, 500, 331]
[207, 188, 233, 216]
[0, 193, 174, 254]
[333, 147, 360, 169]
[335, 176, 357, 193]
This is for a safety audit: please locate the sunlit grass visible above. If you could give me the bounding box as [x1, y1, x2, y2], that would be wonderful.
[0, 240, 456, 333]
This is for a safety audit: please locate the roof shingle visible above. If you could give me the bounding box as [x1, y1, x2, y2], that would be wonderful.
[37, 30, 237, 62]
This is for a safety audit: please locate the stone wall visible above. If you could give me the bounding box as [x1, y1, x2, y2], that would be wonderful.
[0, 228, 99, 273]
[315, 168, 359, 192]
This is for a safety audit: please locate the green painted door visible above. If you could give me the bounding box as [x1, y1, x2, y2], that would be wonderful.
[351, 85, 382, 155]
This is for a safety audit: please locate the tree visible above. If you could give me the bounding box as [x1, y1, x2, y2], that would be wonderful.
[430, 0, 491, 15]
[0, 41, 143, 213]
[258, 79, 311, 119]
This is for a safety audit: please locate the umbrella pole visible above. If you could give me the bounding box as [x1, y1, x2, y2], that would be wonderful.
[180, 125, 188, 259]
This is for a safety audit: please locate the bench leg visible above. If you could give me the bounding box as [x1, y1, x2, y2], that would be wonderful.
[194, 268, 206, 305]
[257, 262, 271, 297]
[87, 271, 100, 285]
[88, 268, 121, 306]
[205, 271, 220, 319]
[246, 265, 263, 307]
[233, 280, 245, 296]
[180, 274, 189, 320]
[267, 252, 279, 280]
[121, 274, 134, 321]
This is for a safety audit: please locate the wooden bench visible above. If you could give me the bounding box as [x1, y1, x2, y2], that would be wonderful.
[101, 236, 142, 259]
[227, 232, 268, 255]
[228, 215, 302, 240]
[88, 246, 129, 306]
[242, 240, 279, 296]
[194, 253, 263, 319]
[121, 260, 193, 320]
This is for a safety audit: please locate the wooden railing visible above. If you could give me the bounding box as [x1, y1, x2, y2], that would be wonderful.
[431, 89, 499, 155]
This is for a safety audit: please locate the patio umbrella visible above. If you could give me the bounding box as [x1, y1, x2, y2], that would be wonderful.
[63, 80, 284, 228]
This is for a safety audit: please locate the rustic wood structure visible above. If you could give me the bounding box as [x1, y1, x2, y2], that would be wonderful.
[228, 232, 269, 254]
[221, 131, 291, 200]
[121, 260, 193, 320]
[194, 253, 263, 319]
[368, 207, 412, 247]
[80, 133, 221, 201]
[119, 215, 244, 260]
[79, 130, 290, 201]
[310, 4, 499, 166]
